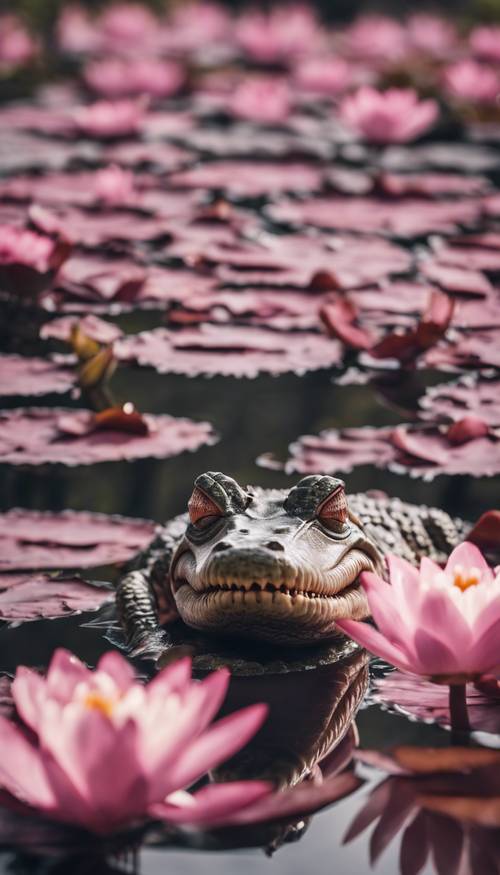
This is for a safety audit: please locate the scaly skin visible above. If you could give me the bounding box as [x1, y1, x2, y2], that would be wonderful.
[117, 472, 470, 650]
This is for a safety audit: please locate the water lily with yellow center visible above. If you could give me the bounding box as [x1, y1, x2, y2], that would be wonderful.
[336, 542, 500, 732]
[0, 649, 269, 834]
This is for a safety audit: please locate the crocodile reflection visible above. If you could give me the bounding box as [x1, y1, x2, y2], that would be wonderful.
[178, 647, 369, 852]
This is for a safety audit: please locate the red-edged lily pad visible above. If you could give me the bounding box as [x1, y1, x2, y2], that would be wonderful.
[261, 421, 500, 478]
[420, 377, 500, 426]
[0, 355, 74, 398]
[0, 573, 112, 622]
[116, 324, 343, 378]
[0, 508, 155, 571]
[0, 407, 217, 466]
[372, 671, 500, 735]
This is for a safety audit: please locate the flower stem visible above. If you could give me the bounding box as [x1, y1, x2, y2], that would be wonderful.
[449, 683, 470, 740]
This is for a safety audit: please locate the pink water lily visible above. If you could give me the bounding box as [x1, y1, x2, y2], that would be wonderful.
[470, 25, 500, 63]
[0, 650, 269, 835]
[340, 87, 438, 144]
[84, 58, 184, 99]
[294, 57, 352, 96]
[235, 4, 319, 63]
[406, 14, 457, 56]
[0, 227, 55, 272]
[0, 15, 37, 70]
[336, 542, 500, 683]
[229, 78, 291, 124]
[93, 165, 136, 206]
[73, 100, 145, 139]
[343, 16, 406, 65]
[444, 60, 500, 105]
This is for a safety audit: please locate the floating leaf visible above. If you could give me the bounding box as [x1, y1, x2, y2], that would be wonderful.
[0, 355, 74, 398]
[116, 324, 343, 378]
[372, 671, 500, 735]
[169, 160, 325, 197]
[0, 508, 155, 571]
[0, 573, 112, 622]
[262, 422, 500, 478]
[267, 195, 483, 236]
[0, 407, 217, 466]
[420, 377, 500, 426]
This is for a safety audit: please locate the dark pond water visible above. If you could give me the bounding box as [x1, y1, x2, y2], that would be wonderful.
[1, 3, 500, 873]
[0, 348, 491, 875]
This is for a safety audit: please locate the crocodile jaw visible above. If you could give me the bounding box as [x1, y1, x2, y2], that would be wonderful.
[171, 548, 372, 645]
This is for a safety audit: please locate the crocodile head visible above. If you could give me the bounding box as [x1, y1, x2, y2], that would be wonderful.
[170, 472, 383, 645]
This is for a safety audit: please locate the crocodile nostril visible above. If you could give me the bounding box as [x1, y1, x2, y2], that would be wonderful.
[264, 541, 285, 552]
[212, 541, 230, 552]
[239, 529, 250, 535]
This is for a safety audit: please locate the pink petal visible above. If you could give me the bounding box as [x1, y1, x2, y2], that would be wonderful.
[343, 779, 392, 843]
[46, 649, 90, 701]
[163, 703, 268, 792]
[361, 572, 409, 643]
[146, 656, 192, 698]
[444, 542, 493, 581]
[417, 588, 472, 655]
[216, 771, 362, 827]
[11, 667, 45, 733]
[96, 651, 136, 692]
[335, 620, 413, 672]
[411, 629, 460, 676]
[468, 617, 500, 675]
[152, 780, 271, 825]
[419, 556, 443, 586]
[0, 716, 55, 809]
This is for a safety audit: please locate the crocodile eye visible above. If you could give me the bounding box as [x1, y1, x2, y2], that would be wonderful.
[188, 487, 223, 528]
[317, 484, 348, 532]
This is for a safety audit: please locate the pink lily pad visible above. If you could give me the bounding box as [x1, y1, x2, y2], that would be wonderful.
[420, 377, 500, 426]
[425, 330, 500, 371]
[169, 161, 324, 197]
[377, 172, 491, 198]
[267, 196, 483, 236]
[420, 261, 492, 297]
[116, 324, 343, 378]
[0, 573, 112, 622]
[431, 240, 500, 272]
[0, 508, 155, 571]
[29, 204, 173, 247]
[0, 407, 217, 466]
[213, 235, 412, 290]
[40, 314, 123, 345]
[372, 671, 500, 735]
[103, 140, 194, 171]
[0, 355, 74, 397]
[261, 422, 500, 479]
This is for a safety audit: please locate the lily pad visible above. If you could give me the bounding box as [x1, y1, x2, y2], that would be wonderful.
[0, 355, 74, 398]
[420, 377, 500, 426]
[0, 508, 155, 571]
[372, 671, 500, 735]
[0, 573, 112, 622]
[116, 324, 343, 378]
[0, 407, 217, 466]
[261, 422, 500, 479]
[267, 195, 483, 236]
[169, 160, 325, 197]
